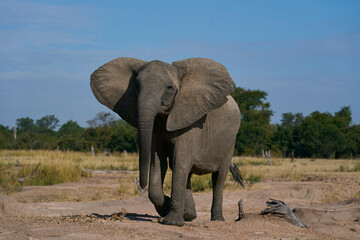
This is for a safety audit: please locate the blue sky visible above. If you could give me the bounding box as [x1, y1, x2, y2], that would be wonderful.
[1, 0, 359, 127]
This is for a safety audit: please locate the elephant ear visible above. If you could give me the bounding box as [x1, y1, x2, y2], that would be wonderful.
[166, 58, 234, 131]
[90, 57, 147, 127]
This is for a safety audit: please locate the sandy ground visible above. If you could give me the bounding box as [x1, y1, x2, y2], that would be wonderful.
[1, 174, 359, 240]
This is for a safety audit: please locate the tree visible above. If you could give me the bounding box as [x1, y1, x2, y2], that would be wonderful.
[272, 112, 303, 157]
[232, 87, 273, 156]
[35, 115, 59, 131]
[272, 107, 358, 159]
[107, 120, 138, 152]
[281, 113, 303, 130]
[272, 124, 293, 157]
[57, 120, 84, 151]
[296, 111, 346, 158]
[87, 112, 118, 128]
[16, 117, 35, 132]
[333, 106, 357, 158]
[58, 120, 84, 136]
[0, 125, 13, 149]
[345, 124, 360, 158]
[334, 106, 352, 129]
[83, 125, 112, 152]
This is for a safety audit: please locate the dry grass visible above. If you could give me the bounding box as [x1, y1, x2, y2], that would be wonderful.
[1, 150, 359, 203]
[0, 150, 136, 194]
[0, 150, 139, 171]
[320, 177, 360, 204]
[232, 157, 360, 203]
[0, 150, 91, 193]
[232, 157, 360, 181]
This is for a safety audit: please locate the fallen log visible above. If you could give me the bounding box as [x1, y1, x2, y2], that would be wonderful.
[260, 198, 307, 228]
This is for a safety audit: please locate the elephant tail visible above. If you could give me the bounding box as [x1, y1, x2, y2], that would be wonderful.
[229, 162, 245, 188]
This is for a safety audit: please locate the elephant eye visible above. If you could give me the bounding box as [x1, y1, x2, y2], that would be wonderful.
[166, 86, 173, 90]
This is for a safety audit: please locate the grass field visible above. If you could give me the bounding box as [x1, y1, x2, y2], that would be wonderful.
[1, 150, 359, 203]
[0, 150, 137, 193]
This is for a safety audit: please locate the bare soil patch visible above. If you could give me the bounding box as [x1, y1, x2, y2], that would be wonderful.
[1, 173, 359, 240]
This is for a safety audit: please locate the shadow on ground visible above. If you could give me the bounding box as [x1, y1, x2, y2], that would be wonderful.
[62, 211, 159, 223]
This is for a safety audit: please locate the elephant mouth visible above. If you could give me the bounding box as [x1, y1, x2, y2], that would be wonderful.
[161, 98, 176, 115]
[160, 104, 171, 114]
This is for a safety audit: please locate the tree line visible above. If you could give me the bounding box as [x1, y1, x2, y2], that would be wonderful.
[0, 87, 359, 158]
[232, 87, 359, 158]
[0, 113, 137, 153]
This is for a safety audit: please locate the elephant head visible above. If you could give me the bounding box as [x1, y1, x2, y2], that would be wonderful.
[90, 57, 234, 189]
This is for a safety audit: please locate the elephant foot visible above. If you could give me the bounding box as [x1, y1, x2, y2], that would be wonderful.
[184, 189, 197, 221]
[211, 215, 225, 221]
[162, 212, 185, 227]
[155, 195, 171, 217]
[183, 210, 197, 221]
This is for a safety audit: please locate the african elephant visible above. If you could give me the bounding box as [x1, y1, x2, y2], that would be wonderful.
[90, 57, 243, 226]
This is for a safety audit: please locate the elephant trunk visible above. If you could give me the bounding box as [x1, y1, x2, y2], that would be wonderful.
[137, 101, 159, 189]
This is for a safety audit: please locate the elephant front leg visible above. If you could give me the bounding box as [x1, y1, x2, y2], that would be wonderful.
[148, 148, 170, 217]
[162, 157, 191, 226]
[183, 173, 197, 221]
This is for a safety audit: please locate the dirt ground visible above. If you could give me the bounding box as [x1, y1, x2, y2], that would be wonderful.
[1, 173, 359, 240]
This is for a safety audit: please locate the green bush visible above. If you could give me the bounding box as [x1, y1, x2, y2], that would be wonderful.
[246, 174, 261, 184]
[191, 174, 212, 192]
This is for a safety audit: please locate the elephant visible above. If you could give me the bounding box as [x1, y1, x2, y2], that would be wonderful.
[90, 57, 243, 226]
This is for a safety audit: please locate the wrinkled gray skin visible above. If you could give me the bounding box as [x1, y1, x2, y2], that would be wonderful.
[91, 57, 240, 226]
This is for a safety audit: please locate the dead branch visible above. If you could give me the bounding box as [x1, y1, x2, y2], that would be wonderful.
[135, 177, 147, 195]
[260, 198, 307, 228]
[18, 163, 41, 183]
[235, 199, 244, 221]
[291, 150, 295, 162]
[91, 145, 95, 156]
[265, 150, 272, 166]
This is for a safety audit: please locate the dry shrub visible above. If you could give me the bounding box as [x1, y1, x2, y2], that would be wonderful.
[321, 178, 360, 204]
[118, 175, 140, 198]
[0, 158, 91, 194]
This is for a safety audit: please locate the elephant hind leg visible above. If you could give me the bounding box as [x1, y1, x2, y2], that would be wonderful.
[184, 173, 197, 221]
[211, 168, 228, 221]
[211, 146, 234, 221]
